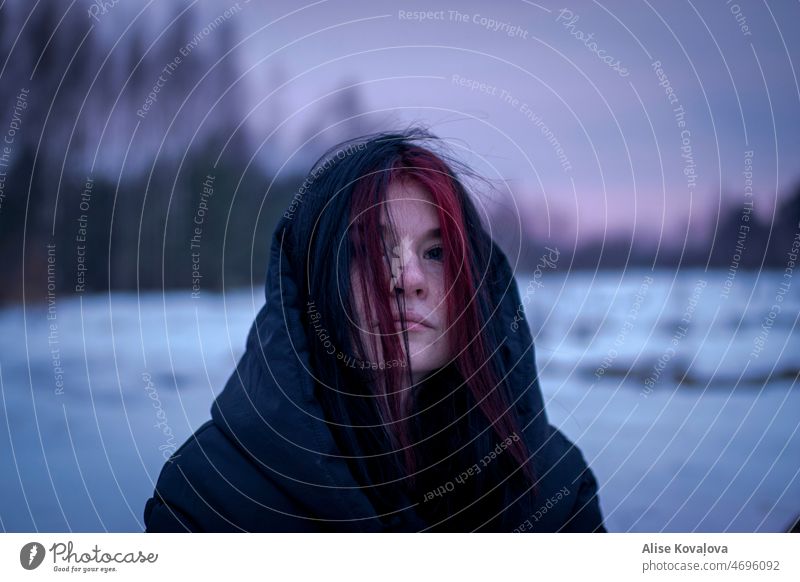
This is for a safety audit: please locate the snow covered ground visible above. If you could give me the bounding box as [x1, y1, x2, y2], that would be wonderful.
[0, 268, 797, 532]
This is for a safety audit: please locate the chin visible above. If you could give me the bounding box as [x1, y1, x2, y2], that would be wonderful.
[404, 339, 449, 378]
[408, 355, 445, 377]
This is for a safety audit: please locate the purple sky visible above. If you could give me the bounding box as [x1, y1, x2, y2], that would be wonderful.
[89, 0, 800, 242]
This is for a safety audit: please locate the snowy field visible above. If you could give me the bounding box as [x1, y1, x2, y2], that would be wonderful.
[1, 268, 797, 532]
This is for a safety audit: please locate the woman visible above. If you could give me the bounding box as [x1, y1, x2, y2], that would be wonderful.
[143, 128, 606, 532]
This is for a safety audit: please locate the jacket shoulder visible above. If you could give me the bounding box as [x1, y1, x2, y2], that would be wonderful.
[532, 424, 607, 532]
[143, 420, 233, 532]
[143, 420, 311, 532]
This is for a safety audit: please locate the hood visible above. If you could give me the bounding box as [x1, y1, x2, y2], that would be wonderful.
[210, 211, 554, 532]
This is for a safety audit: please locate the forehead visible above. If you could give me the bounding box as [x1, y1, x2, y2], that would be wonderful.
[380, 180, 438, 231]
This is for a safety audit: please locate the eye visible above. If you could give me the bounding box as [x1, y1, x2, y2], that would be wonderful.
[424, 245, 444, 262]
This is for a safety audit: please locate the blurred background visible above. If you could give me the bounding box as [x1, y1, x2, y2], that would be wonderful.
[0, 0, 798, 532]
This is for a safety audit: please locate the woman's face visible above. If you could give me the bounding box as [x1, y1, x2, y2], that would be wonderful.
[350, 179, 452, 385]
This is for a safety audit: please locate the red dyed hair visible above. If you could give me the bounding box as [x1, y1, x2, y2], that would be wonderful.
[347, 145, 537, 491]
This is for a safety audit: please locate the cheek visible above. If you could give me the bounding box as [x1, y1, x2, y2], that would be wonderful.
[429, 266, 448, 299]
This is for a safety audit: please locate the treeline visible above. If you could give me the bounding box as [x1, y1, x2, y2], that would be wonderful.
[491, 182, 800, 273]
[1, 139, 303, 303]
[0, 2, 357, 304]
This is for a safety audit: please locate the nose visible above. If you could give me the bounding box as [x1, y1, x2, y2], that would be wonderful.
[392, 252, 427, 298]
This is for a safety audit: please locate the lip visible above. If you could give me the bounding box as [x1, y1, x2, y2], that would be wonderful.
[393, 312, 433, 330]
[371, 312, 434, 330]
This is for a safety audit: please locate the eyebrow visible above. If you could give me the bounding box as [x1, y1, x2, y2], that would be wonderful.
[378, 224, 441, 239]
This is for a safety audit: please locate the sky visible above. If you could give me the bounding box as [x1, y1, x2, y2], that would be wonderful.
[56, 0, 800, 241]
[229, 0, 800, 241]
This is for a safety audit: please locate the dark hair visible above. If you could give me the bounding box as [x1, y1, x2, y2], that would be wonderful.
[286, 127, 539, 530]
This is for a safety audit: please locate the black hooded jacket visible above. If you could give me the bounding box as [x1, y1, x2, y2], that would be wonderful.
[143, 210, 607, 532]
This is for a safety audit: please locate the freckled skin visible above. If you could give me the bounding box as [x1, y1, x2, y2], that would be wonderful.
[350, 180, 452, 385]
